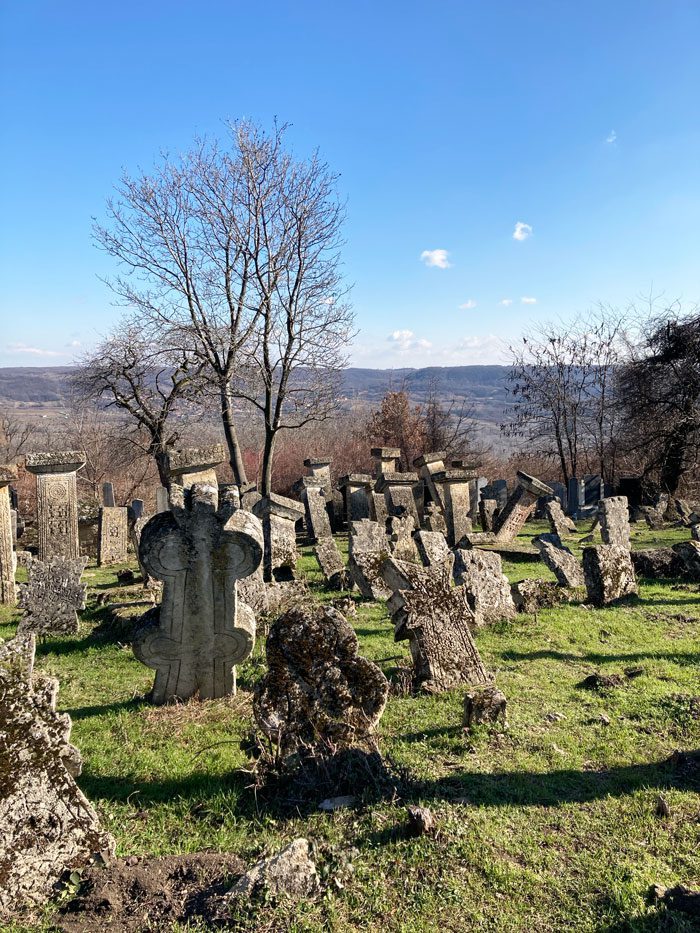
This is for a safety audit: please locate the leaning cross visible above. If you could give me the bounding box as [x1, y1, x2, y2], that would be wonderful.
[133, 482, 263, 703]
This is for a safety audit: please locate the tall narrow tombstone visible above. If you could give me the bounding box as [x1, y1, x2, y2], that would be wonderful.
[339, 474, 373, 524]
[134, 484, 263, 703]
[130, 498, 145, 520]
[371, 490, 388, 526]
[25, 451, 86, 561]
[371, 446, 401, 478]
[297, 480, 332, 542]
[599, 496, 631, 549]
[0, 464, 17, 605]
[303, 457, 333, 498]
[584, 475, 605, 506]
[544, 499, 576, 538]
[549, 481, 568, 511]
[493, 471, 553, 543]
[252, 493, 305, 582]
[468, 477, 489, 522]
[479, 498, 498, 532]
[432, 469, 475, 546]
[155, 485, 170, 513]
[375, 471, 420, 523]
[534, 534, 584, 588]
[313, 537, 349, 589]
[566, 477, 586, 516]
[102, 481, 116, 508]
[97, 506, 129, 566]
[348, 519, 392, 599]
[413, 451, 447, 507]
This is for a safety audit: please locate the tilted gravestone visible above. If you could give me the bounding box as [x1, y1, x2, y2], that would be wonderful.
[313, 537, 349, 589]
[413, 451, 447, 508]
[25, 451, 86, 561]
[424, 501, 447, 534]
[387, 511, 420, 563]
[17, 555, 88, 635]
[432, 469, 475, 546]
[0, 463, 17, 605]
[414, 529, 453, 572]
[381, 558, 490, 693]
[0, 634, 115, 917]
[544, 499, 576, 538]
[348, 519, 392, 600]
[493, 471, 553, 543]
[534, 534, 584, 588]
[253, 493, 305, 582]
[583, 545, 637, 606]
[452, 548, 516, 624]
[133, 483, 263, 703]
[599, 496, 631, 549]
[97, 506, 129, 566]
[296, 480, 332, 542]
[253, 605, 388, 755]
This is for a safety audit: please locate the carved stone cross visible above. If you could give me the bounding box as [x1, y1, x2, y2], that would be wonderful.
[133, 482, 263, 703]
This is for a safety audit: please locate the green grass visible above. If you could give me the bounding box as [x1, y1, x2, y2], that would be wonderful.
[2, 521, 700, 932]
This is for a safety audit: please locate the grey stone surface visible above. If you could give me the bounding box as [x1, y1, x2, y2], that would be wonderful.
[414, 529, 453, 572]
[17, 556, 88, 635]
[544, 499, 576, 538]
[371, 491, 388, 526]
[348, 519, 392, 600]
[156, 486, 170, 513]
[313, 537, 349, 589]
[0, 465, 17, 605]
[375, 472, 420, 523]
[671, 540, 700, 581]
[228, 838, 319, 900]
[133, 483, 263, 703]
[534, 535, 585, 587]
[98, 506, 129, 566]
[388, 511, 420, 563]
[102, 481, 115, 507]
[252, 494, 304, 582]
[381, 558, 489, 693]
[413, 451, 447, 508]
[371, 447, 401, 478]
[432, 469, 474, 546]
[300, 484, 332, 542]
[511, 579, 579, 614]
[599, 496, 631, 549]
[493, 471, 553, 543]
[26, 451, 86, 561]
[583, 545, 638, 606]
[0, 634, 115, 917]
[165, 444, 226, 490]
[339, 474, 373, 523]
[253, 605, 388, 753]
[424, 501, 447, 534]
[631, 548, 684, 579]
[452, 548, 516, 625]
[479, 498, 498, 532]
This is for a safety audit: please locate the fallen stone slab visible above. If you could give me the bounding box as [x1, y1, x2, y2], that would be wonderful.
[452, 548, 516, 625]
[583, 545, 638, 607]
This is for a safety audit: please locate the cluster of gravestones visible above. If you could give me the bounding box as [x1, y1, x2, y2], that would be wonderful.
[3, 442, 700, 917]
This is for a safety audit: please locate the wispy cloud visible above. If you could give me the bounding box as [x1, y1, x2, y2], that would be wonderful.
[420, 249, 451, 269]
[65, 339, 82, 348]
[500, 298, 513, 307]
[387, 329, 432, 353]
[521, 296, 537, 305]
[459, 299, 477, 310]
[513, 221, 533, 242]
[605, 130, 617, 144]
[7, 343, 62, 357]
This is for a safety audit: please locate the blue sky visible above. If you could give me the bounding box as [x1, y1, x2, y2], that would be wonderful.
[1, 1, 699, 368]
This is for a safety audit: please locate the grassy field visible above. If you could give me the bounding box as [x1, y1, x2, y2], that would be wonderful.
[2, 521, 700, 932]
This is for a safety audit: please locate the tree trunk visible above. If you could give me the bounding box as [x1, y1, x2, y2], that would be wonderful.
[154, 449, 170, 489]
[220, 385, 248, 487]
[261, 427, 276, 496]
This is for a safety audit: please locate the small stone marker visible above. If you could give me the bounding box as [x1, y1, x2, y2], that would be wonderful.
[463, 685, 507, 727]
[414, 529, 453, 572]
[381, 558, 490, 693]
[452, 548, 516, 624]
[17, 555, 88, 635]
[493, 471, 553, 543]
[131, 498, 145, 520]
[583, 545, 638, 606]
[155, 485, 170, 513]
[534, 534, 585, 587]
[133, 483, 263, 703]
[0, 464, 17, 605]
[252, 493, 305, 582]
[227, 838, 319, 900]
[313, 537, 348, 589]
[339, 473, 373, 523]
[348, 519, 392, 599]
[0, 634, 115, 917]
[599, 496, 631, 549]
[479, 498, 498, 532]
[102, 481, 116, 507]
[544, 499, 576, 538]
[432, 469, 474, 546]
[97, 506, 129, 566]
[253, 605, 388, 754]
[25, 451, 86, 561]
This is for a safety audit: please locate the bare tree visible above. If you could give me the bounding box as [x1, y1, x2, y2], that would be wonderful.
[71, 319, 203, 486]
[0, 412, 36, 462]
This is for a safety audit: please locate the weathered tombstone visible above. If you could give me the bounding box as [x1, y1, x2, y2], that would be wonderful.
[640, 494, 669, 530]
[544, 499, 576, 538]
[25, 451, 86, 561]
[387, 511, 420, 563]
[240, 483, 262, 512]
[549, 481, 568, 511]
[414, 529, 453, 572]
[468, 477, 488, 522]
[371, 446, 401, 478]
[313, 537, 348, 589]
[671, 540, 700, 581]
[413, 451, 447, 507]
[375, 471, 420, 523]
[296, 480, 332, 542]
[133, 484, 263, 703]
[599, 496, 631, 549]
[584, 474, 604, 506]
[534, 534, 584, 587]
[371, 490, 388, 526]
[17, 555, 88, 635]
[253, 605, 388, 754]
[0, 634, 115, 918]
[303, 457, 333, 499]
[424, 501, 447, 534]
[582, 545, 637, 606]
[131, 498, 145, 520]
[97, 506, 129, 566]
[0, 464, 17, 605]
[381, 558, 490, 693]
[432, 469, 474, 546]
[479, 498, 498, 532]
[348, 519, 391, 599]
[493, 471, 553, 543]
[102, 481, 116, 508]
[567, 477, 586, 516]
[253, 494, 305, 582]
[167, 443, 226, 490]
[155, 485, 170, 513]
[452, 548, 516, 624]
[339, 474, 373, 523]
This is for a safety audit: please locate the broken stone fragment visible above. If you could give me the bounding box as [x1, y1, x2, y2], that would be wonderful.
[582, 545, 637, 606]
[227, 839, 319, 899]
[463, 685, 507, 727]
[534, 535, 584, 588]
[405, 805, 436, 836]
[452, 548, 516, 625]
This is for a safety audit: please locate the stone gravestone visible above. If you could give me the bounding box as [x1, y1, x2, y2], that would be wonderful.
[387, 511, 420, 563]
[131, 498, 145, 520]
[584, 475, 604, 506]
[479, 498, 498, 532]
[0, 463, 17, 605]
[102, 481, 116, 508]
[303, 457, 333, 498]
[348, 519, 392, 600]
[549, 481, 567, 511]
[432, 468, 475, 546]
[253, 605, 388, 755]
[413, 451, 447, 511]
[375, 471, 421, 523]
[155, 485, 170, 513]
[0, 634, 115, 918]
[424, 501, 447, 534]
[296, 480, 332, 542]
[371, 446, 401, 478]
[493, 471, 553, 543]
[534, 534, 584, 588]
[582, 545, 638, 606]
[97, 506, 129, 566]
[414, 529, 454, 572]
[599, 496, 631, 549]
[381, 558, 490, 693]
[133, 484, 263, 703]
[482, 479, 508, 511]
[313, 537, 349, 590]
[253, 494, 305, 582]
[452, 548, 516, 624]
[566, 477, 586, 517]
[166, 444, 226, 490]
[339, 474, 373, 524]
[544, 499, 576, 538]
[25, 451, 86, 561]
[17, 555, 88, 636]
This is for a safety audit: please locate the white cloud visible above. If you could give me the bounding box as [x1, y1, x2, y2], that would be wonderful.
[459, 299, 477, 310]
[7, 343, 62, 357]
[420, 249, 451, 269]
[521, 296, 537, 304]
[513, 221, 533, 242]
[387, 329, 432, 353]
[500, 298, 513, 307]
[65, 339, 82, 348]
[605, 130, 617, 144]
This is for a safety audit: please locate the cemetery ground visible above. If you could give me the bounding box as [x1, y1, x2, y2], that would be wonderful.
[2, 523, 700, 932]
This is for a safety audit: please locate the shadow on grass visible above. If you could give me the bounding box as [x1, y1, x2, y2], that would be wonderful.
[35, 609, 139, 657]
[68, 697, 146, 720]
[499, 649, 700, 666]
